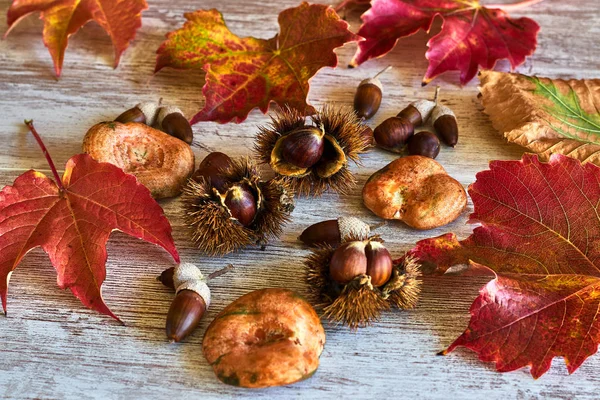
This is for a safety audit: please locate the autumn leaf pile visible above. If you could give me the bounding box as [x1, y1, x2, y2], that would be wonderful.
[409, 154, 600, 378]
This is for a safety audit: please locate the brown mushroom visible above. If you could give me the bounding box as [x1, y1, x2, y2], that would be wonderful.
[362, 156, 467, 230]
[83, 122, 195, 199]
[203, 288, 325, 388]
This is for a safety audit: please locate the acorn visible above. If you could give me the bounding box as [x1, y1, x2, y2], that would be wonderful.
[299, 216, 376, 247]
[182, 157, 294, 255]
[396, 86, 439, 126]
[115, 102, 160, 125]
[353, 66, 391, 120]
[255, 105, 371, 196]
[407, 131, 441, 159]
[305, 237, 421, 329]
[157, 106, 193, 144]
[223, 184, 257, 227]
[164, 263, 211, 343]
[191, 152, 234, 193]
[431, 104, 459, 147]
[373, 117, 414, 153]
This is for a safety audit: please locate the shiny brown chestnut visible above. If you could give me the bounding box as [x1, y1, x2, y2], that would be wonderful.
[192, 152, 234, 192]
[407, 131, 440, 159]
[365, 241, 392, 287]
[329, 241, 368, 284]
[224, 184, 257, 227]
[277, 126, 325, 168]
[373, 117, 414, 153]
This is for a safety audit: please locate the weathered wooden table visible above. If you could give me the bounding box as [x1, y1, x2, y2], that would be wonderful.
[1, 0, 599, 398]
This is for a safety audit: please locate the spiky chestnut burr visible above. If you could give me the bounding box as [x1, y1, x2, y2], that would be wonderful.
[305, 237, 421, 329]
[181, 156, 294, 256]
[255, 105, 371, 196]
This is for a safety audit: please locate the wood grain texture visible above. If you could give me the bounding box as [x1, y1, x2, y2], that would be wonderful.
[0, 0, 599, 398]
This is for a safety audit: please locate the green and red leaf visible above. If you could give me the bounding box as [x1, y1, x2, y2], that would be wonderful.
[408, 154, 600, 377]
[155, 2, 360, 124]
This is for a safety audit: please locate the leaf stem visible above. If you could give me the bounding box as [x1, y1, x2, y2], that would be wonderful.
[24, 120, 65, 190]
[484, 0, 545, 11]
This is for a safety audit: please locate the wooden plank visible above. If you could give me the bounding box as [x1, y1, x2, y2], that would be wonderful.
[0, 0, 599, 398]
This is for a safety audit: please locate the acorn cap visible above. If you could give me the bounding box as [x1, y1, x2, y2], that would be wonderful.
[430, 104, 455, 121]
[338, 216, 370, 242]
[410, 99, 436, 123]
[136, 102, 160, 126]
[174, 263, 211, 308]
[358, 77, 383, 92]
[157, 105, 184, 127]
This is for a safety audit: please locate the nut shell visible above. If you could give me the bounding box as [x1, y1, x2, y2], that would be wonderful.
[362, 156, 467, 229]
[224, 184, 257, 227]
[203, 288, 325, 388]
[407, 131, 441, 159]
[192, 152, 234, 192]
[166, 290, 207, 343]
[329, 241, 368, 284]
[354, 80, 382, 120]
[365, 241, 393, 287]
[373, 117, 414, 152]
[83, 122, 195, 199]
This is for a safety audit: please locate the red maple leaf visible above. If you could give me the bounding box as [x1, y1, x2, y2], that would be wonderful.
[407, 154, 600, 378]
[155, 2, 359, 124]
[5, 0, 148, 76]
[350, 0, 540, 85]
[0, 121, 179, 320]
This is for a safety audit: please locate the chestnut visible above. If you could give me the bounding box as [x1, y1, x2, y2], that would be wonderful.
[223, 184, 257, 227]
[192, 152, 234, 192]
[373, 117, 414, 153]
[329, 241, 368, 284]
[365, 241, 392, 287]
[407, 131, 440, 159]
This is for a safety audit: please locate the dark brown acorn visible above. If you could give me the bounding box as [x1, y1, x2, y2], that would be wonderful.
[158, 267, 176, 289]
[223, 184, 257, 227]
[192, 152, 234, 192]
[115, 102, 159, 125]
[407, 131, 440, 159]
[299, 216, 371, 247]
[329, 241, 368, 284]
[166, 290, 206, 343]
[431, 104, 459, 147]
[157, 106, 193, 144]
[353, 66, 391, 120]
[373, 117, 414, 152]
[365, 241, 393, 287]
[396, 86, 439, 126]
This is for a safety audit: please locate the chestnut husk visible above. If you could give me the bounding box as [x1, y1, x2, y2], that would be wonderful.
[305, 236, 422, 329]
[255, 105, 371, 196]
[182, 157, 294, 255]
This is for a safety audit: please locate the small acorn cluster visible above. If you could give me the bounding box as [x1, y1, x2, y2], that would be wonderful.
[115, 102, 193, 144]
[372, 87, 458, 159]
